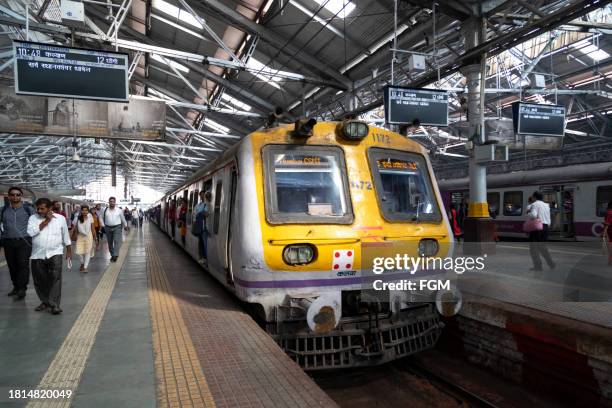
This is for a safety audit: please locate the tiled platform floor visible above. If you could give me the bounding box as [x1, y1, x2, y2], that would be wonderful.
[0, 224, 336, 407]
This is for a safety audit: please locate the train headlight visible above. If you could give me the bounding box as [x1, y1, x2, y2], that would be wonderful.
[283, 244, 316, 265]
[339, 120, 369, 141]
[418, 239, 439, 257]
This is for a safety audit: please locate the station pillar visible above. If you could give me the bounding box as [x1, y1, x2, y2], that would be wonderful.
[460, 20, 495, 255]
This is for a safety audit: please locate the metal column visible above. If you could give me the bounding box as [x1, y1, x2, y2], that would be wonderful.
[461, 18, 494, 254]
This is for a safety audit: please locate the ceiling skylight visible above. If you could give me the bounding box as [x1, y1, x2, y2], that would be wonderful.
[148, 88, 177, 102]
[221, 93, 252, 111]
[203, 118, 229, 134]
[150, 54, 190, 74]
[571, 39, 610, 62]
[312, 0, 355, 18]
[152, 0, 203, 30]
[246, 58, 299, 90]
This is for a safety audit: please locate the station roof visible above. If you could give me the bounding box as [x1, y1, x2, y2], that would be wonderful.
[0, 0, 611, 194]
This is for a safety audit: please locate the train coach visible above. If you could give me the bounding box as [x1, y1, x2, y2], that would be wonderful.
[438, 162, 612, 241]
[153, 120, 454, 369]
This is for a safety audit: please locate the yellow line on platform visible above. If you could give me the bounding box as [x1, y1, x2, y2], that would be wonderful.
[146, 238, 216, 408]
[26, 231, 134, 408]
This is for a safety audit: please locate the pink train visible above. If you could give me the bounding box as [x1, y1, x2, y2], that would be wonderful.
[438, 162, 612, 241]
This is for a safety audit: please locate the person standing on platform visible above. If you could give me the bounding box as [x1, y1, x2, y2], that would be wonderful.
[193, 191, 211, 264]
[528, 191, 556, 272]
[131, 207, 138, 227]
[99, 197, 128, 262]
[168, 200, 177, 241]
[94, 203, 104, 240]
[178, 200, 188, 245]
[448, 203, 463, 242]
[603, 201, 612, 266]
[90, 207, 100, 244]
[51, 201, 67, 222]
[0, 186, 35, 299]
[138, 208, 144, 226]
[75, 205, 96, 272]
[27, 198, 71, 315]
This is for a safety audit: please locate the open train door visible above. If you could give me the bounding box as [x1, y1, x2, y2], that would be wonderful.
[224, 166, 238, 286]
[540, 185, 575, 240]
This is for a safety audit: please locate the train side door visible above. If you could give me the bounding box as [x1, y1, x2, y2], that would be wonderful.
[224, 167, 238, 285]
[540, 187, 560, 236]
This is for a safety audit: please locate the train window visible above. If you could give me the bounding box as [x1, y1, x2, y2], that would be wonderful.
[263, 145, 353, 224]
[213, 181, 222, 234]
[596, 186, 612, 217]
[503, 191, 523, 216]
[487, 192, 500, 218]
[367, 148, 441, 223]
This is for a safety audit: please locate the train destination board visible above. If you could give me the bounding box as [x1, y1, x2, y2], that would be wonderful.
[383, 86, 449, 126]
[512, 102, 565, 137]
[13, 41, 129, 102]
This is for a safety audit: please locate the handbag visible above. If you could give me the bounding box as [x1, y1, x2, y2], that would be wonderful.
[70, 225, 78, 241]
[523, 218, 543, 233]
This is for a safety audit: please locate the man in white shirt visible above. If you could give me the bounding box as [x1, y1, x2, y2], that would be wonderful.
[527, 191, 556, 271]
[27, 197, 72, 315]
[98, 196, 128, 262]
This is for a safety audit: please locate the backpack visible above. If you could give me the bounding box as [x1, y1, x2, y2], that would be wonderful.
[191, 212, 204, 236]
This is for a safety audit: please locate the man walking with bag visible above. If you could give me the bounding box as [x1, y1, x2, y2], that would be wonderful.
[527, 191, 556, 272]
[1, 186, 35, 299]
[98, 197, 128, 262]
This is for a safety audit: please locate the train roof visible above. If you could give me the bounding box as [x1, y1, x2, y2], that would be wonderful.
[438, 162, 612, 190]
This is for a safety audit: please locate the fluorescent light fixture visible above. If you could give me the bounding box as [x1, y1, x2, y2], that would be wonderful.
[571, 39, 610, 61]
[152, 0, 203, 29]
[312, 0, 355, 18]
[221, 93, 252, 111]
[151, 53, 190, 73]
[203, 118, 229, 134]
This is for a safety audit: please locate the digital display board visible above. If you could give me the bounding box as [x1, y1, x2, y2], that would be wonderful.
[13, 40, 129, 102]
[512, 102, 565, 137]
[383, 86, 448, 126]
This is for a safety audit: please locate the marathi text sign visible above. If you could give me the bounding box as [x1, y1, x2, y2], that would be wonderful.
[14, 40, 129, 102]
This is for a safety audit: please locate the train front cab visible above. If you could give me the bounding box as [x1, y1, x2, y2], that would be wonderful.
[242, 122, 454, 369]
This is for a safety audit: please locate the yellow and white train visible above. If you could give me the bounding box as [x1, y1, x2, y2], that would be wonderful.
[153, 120, 453, 369]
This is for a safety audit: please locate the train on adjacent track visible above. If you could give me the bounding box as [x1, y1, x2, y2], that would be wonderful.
[152, 120, 454, 369]
[438, 162, 612, 241]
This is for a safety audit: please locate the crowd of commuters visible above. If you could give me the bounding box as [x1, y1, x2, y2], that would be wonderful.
[0, 188, 151, 315]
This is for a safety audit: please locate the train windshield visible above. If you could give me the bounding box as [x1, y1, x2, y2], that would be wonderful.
[368, 148, 441, 222]
[263, 145, 352, 223]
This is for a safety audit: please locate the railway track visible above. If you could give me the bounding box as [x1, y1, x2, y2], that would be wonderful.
[403, 360, 500, 408]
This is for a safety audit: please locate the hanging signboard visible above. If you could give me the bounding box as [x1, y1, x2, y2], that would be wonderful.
[0, 85, 165, 141]
[512, 102, 565, 137]
[383, 85, 449, 126]
[13, 40, 129, 102]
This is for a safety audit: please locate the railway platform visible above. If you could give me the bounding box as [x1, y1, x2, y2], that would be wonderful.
[444, 241, 612, 406]
[0, 225, 336, 408]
